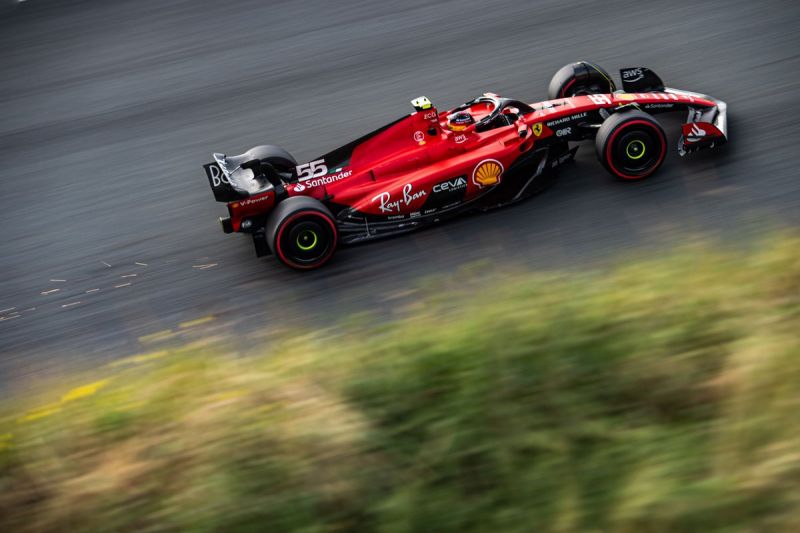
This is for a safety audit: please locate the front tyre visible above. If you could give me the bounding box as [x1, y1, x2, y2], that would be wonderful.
[547, 61, 616, 100]
[595, 111, 667, 180]
[266, 197, 338, 270]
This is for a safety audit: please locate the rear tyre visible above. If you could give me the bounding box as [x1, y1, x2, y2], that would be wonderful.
[245, 145, 297, 179]
[243, 145, 296, 166]
[595, 111, 667, 180]
[547, 61, 616, 100]
[266, 197, 338, 270]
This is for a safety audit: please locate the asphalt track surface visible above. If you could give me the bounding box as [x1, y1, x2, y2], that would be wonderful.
[1, 0, 799, 385]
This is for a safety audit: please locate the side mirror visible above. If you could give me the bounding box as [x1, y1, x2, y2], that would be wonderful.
[518, 124, 529, 138]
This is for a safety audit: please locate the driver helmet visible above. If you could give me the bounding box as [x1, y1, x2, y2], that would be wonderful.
[447, 111, 475, 132]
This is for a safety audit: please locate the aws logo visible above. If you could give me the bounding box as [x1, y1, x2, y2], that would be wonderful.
[472, 159, 504, 188]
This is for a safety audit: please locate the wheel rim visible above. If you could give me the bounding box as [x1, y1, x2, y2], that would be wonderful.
[625, 139, 646, 160]
[573, 85, 602, 96]
[563, 82, 613, 98]
[296, 229, 318, 251]
[610, 127, 662, 177]
[277, 214, 336, 268]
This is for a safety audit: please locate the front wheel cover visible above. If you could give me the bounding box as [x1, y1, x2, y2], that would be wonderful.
[596, 114, 667, 180]
[273, 210, 338, 269]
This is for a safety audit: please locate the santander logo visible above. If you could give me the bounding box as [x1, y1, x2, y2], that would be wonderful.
[687, 123, 707, 142]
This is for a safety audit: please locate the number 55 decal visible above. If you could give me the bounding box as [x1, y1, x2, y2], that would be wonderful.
[296, 159, 328, 181]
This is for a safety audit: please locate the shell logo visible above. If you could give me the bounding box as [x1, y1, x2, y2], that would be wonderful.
[472, 159, 504, 187]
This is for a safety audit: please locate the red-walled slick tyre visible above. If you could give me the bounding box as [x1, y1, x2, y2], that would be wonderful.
[266, 197, 338, 270]
[595, 111, 667, 180]
[547, 61, 617, 100]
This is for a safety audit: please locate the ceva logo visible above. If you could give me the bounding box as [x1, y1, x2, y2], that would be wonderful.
[433, 176, 467, 193]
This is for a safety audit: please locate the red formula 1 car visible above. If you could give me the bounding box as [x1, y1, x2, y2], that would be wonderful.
[203, 61, 727, 269]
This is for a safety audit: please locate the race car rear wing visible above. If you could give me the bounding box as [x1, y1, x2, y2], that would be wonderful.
[204, 153, 277, 202]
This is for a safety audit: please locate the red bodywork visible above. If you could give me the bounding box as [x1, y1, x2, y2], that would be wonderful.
[224, 90, 721, 232]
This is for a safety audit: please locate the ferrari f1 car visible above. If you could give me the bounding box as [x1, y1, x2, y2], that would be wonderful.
[203, 61, 727, 269]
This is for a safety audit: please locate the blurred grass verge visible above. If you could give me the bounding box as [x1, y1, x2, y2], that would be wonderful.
[1, 235, 799, 532]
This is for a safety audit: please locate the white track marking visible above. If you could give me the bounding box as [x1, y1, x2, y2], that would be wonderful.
[41, 289, 60, 295]
[192, 263, 218, 270]
[85, 288, 100, 293]
[61, 301, 81, 308]
[114, 283, 131, 288]
[120, 274, 137, 278]
[0, 307, 15, 314]
[0, 315, 20, 322]
[49, 279, 66, 282]
[101, 261, 112, 268]
[135, 262, 148, 266]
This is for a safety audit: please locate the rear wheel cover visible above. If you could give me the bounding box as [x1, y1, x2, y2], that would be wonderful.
[295, 228, 319, 251]
[275, 211, 337, 269]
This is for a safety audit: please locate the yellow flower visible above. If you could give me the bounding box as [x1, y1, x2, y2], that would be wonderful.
[20, 403, 61, 422]
[61, 379, 110, 403]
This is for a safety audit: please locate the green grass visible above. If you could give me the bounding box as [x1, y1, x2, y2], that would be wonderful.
[2, 235, 799, 532]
